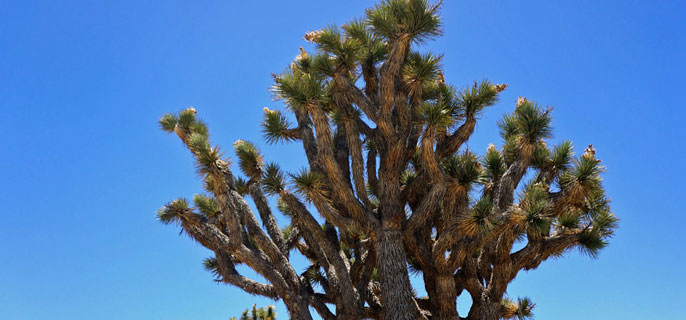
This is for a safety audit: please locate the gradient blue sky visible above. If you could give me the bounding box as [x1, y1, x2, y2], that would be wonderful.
[2, 1, 685, 319]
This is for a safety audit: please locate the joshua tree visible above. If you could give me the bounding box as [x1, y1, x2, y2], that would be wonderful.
[156, 1, 617, 319]
[230, 304, 277, 320]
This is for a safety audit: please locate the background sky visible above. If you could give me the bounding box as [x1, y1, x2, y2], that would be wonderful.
[2, 0, 685, 319]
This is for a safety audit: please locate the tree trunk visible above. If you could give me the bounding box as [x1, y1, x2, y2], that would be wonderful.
[283, 292, 314, 320]
[467, 299, 500, 320]
[422, 266, 440, 317]
[435, 270, 459, 320]
[376, 229, 419, 320]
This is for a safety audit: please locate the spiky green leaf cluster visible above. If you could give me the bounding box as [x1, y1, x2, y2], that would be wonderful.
[501, 296, 536, 320]
[551, 140, 574, 171]
[261, 108, 297, 144]
[458, 80, 501, 118]
[158, 113, 178, 132]
[519, 183, 551, 237]
[420, 101, 452, 128]
[177, 109, 209, 137]
[366, 0, 442, 43]
[202, 175, 216, 193]
[302, 263, 326, 287]
[310, 54, 336, 77]
[193, 194, 219, 218]
[156, 198, 189, 225]
[342, 18, 388, 66]
[442, 150, 482, 187]
[499, 100, 553, 164]
[312, 25, 363, 69]
[556, 211, 581, 229]
[531, 141, 550, 168]
[577, 229, 607, 258]
[460, 197, 496, 235]
[515, 297, 535, 320]
[400, 169, 417, 187]
[188, 132, 223, 177]
[423, 81, 459, 110]
[159, 110, 223, 179]
[558, 156, 605, 196]
[158, 109, 209, 139]
[272, 68, 329, 109]
[500, 100, 553, 143]
[276, 197, 293, 217]
[403, 52, 442, 95]
[261, 163, 286, 196]
[234, 176, 249, 196]
[576, 192, 617, 257]
[234, 140, 264, 179]
[281, 224, 294, 240]
[290, 168, 325, 201]
[482, 145, 506, 180]
[202, 257, 221, 280]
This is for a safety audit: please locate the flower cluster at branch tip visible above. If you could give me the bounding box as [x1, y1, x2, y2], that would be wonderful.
[303, 30, 323, 43]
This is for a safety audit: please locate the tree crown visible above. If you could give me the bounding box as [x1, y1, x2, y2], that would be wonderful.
[157, 1, 617, 319]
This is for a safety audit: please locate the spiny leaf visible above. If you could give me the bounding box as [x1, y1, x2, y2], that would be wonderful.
[532, 141, 550, 168]
[261, 162, 285, 196]
[311, 54, 335, 77]
[177, 108, 197, 130]
[343, 18, 370, 42]
[193, 194, 219, 218]
[458, 79, 501, 118]
[190, 119, 209, 137]
[577, 230, 607, 258]
[483, 144, 506, 179]
[556, 211, 581, 229]
[159, 113, 178, 133]
[202, 257, 221, 280]
[520, 183, 551, 236]
[421, 102, 452, 128]
[233, 140, 264, 179]
[234, 176, 249, 196]
[574, 156, 604, 183]
[157, 198, 189, 224]
[262, 107, 297, 144]
[272, 68, 328, 109]
[188, 133, 222, 176]
[499, 113, 519, 141]
[558, 156, 605, 199]
[281, 224, 294, 240]
[551, 140, 574, 171]
[290, 168, 325, 201]
[513, 100, 553, 143]
[403, 51, 442, 94]
[276, 197, 293, 216]
[442, 150, 482, 187]
[400, 169, 417, 187]
[592, 211, 619, 235]
[500, 297, 518, 318]
[459, 197, 496, 236]
[367, 0, 442, 43]
[516, 297, 535, 320]
[312, 25, 363, 69]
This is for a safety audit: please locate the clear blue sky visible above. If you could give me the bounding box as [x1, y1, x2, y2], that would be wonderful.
[1, 1, 685, 319]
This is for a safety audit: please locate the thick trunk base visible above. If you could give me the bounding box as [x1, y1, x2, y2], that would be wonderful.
[376, 229, 418, 320]
[467, 301, 500, 320]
